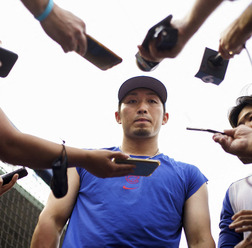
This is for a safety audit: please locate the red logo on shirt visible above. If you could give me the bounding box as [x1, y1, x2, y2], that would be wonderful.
[123, 175, 140, 190]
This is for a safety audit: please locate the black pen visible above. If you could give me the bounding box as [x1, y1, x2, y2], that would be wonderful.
[186, 127, 225, 135]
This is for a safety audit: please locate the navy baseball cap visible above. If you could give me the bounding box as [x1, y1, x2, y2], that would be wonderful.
[118, 76, 167, 103]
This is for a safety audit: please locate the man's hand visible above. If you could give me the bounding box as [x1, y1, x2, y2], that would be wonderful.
[137, 19, 189, 62]
[229, 210, 252, 248]
[218, 3, 252, 60]
[213, 125, 252, 164]
[40, 4, 87, 56]
[234, 234, 252, 248]
[83, 150, 135, 178]
[218, 19, 245, 60]
[0, 173, 18, 196]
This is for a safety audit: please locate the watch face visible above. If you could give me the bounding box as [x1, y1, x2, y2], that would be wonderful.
[0, 47, 18, 77]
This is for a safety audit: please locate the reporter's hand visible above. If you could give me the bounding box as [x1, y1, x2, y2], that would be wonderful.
[40, 3, 87, 56]
[235, 239, 252, 248]
[218, 19, 246, 60]
[229, 210, 252, 248]
[83, 150, 135, 178]
[234, 232, 252, 248]
[213, 125, 252, 163]
[137, 19, 195, 62]
[0, 173, 18, 196]
[218, 3, 252, 60]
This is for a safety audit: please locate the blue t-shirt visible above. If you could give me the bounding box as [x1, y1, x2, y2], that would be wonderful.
[62, 147, 207, 248]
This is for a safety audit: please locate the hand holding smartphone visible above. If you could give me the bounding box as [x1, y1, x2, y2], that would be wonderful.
[1, 167, 28, 185]
[115, 158, 160, 177]
[82, 35, 122, 70]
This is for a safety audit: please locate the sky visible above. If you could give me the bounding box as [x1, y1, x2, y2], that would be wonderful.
[0, 0, 252, 246]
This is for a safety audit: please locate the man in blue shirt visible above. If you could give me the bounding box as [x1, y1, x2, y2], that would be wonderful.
[31, 75, 215, 248]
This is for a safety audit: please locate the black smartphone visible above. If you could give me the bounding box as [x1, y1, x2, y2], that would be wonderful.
[135, 15, 178, 71]
[115, 158, 160, 177]
[1, 167, 28, 185]
[140, 15, 178, 52]
[0, 47, 18, 77]
[83, 34, 122, 70]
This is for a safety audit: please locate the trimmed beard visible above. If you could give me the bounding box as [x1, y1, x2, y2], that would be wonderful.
[133, 128, 150, 137]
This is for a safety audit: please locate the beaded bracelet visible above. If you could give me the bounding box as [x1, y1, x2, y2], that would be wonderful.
[35, 0, 54, 22]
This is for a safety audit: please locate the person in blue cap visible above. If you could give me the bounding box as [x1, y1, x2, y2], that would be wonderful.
[31, 75, 215, 248]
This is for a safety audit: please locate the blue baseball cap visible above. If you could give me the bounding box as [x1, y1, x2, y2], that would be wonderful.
[118, 76, 167, 103]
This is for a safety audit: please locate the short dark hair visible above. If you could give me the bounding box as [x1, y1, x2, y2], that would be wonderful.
[229, 95, 252, 127]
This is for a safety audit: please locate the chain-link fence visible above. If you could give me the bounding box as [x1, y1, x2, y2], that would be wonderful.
[0, 183, 43, 247]
[0, 163, 68, 247]
[0, 164, 48, 247]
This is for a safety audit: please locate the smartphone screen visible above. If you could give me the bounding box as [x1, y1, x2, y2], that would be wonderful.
[83, 35, 122, 70]
[115, 158, 160, 177]
[0, 47, 18, 77]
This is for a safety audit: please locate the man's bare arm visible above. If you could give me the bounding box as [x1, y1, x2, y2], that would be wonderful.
[138, 0, 223, 61]
[183, 183, 215, 247]
[0, 108, 135, 176]
[219, 3, 252, 59]
[30, 168, 80, 248]
[20, 0, 87, 55]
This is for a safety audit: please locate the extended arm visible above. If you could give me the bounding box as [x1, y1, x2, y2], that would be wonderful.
[20, 0, 87, 55]
[213, 125, 252, 164]
[30, 168, 79, 247]
[0, 108, 135, 176]
[219, 3, 252, 59]
[183, 183, 215, 248]
[138, 0, 223, 61]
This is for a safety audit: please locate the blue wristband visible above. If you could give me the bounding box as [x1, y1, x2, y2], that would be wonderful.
[35, 0, 54, 22]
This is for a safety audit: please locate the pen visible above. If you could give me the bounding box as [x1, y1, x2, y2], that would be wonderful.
[186, 127, 225, 135]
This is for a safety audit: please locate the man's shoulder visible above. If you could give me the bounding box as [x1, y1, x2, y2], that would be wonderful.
[161, 154, 196, 168]
[230, 175, 252, 189]
[100, 146, 119, 151]
[160, 154, 202, 177]
[228, 175, 252, 214]
[231, 175, 251, 184]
